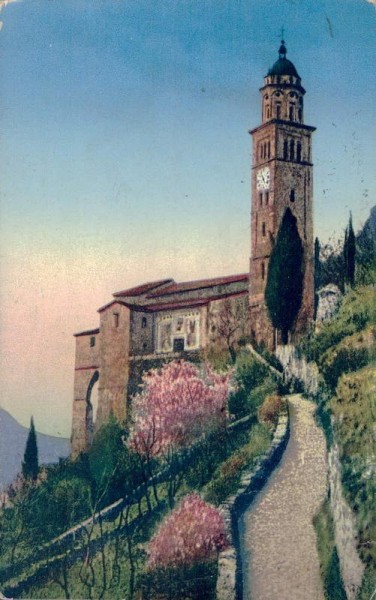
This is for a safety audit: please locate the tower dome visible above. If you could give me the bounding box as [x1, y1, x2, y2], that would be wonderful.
[267, 40, 300, 78]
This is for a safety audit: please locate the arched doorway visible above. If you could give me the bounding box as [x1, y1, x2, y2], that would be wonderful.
[86, 370, 99, 446]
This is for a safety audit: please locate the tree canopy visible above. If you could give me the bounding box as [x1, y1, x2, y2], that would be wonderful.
[265, 208, 304, 344]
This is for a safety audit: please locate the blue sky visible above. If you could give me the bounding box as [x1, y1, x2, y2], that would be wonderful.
[0, 0, 375, 436]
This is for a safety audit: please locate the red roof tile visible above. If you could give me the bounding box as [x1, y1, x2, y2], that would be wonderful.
[113, 279, 174, 298]
[147, 273, 249, 297]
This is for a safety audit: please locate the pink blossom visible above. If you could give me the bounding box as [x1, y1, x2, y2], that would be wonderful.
[147, 493, 229, 569]
[128, 360, 231, 459]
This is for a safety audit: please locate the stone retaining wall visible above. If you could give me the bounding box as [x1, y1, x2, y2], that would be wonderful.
[328, 443, 364, 600]
[216, 405, 290, 600]
[276, 344, 319, 396]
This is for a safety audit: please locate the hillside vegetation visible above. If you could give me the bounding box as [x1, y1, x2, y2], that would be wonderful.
[0, 351, 282, 599]
[305, 283, 376, 599]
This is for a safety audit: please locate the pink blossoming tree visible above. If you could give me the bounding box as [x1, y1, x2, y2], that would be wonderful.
[147, 493, 229, 570]
[128, 360, 231, 507]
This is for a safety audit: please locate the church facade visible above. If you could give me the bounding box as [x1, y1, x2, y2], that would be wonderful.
[71, 42, 315, 455]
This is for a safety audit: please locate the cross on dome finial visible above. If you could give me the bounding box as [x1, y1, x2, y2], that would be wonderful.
[278, 27, 287, 58]
[279, 39, 287, 59]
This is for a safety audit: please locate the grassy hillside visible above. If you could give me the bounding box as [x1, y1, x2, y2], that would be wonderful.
[304, 284, 376, 598]
[1, 350, 282, 599]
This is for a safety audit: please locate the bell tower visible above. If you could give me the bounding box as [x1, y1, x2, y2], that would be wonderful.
[249, 41, 316, 348]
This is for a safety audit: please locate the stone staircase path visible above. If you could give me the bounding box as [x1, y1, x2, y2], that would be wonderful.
[240, 395, 327, 600]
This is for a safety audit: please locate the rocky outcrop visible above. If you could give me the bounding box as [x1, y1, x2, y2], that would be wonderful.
[315, 284, 341, 329]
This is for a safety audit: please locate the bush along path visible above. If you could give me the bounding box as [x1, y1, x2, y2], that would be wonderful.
[239, 395, 328, 600]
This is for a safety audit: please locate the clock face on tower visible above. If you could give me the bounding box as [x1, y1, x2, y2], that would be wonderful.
[256, 167, 270, 191]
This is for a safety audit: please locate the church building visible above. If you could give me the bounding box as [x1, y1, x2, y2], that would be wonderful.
[71, 41, 315, 455]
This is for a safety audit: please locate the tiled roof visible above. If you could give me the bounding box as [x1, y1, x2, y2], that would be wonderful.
[143, 298, 210, 313]
[147, 273, 249, 298]
[97, 299, 129, 313]
[141, 289, 248, 313]
[113, 279, 174, 298]
[74, 328, 100, 338]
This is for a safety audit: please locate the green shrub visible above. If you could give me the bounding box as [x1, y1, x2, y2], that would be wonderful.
[252, 341, 284, 372]
[325, 548, 347, 600]
[330, 366, 376, 568]
[141, 561, 218, 599]
[313, 499, 346, 600]
[357, 566, 376, 600]
[303, 287, 375, 363]
[229, 353, 277, 419]
[258, 395, 284, 427]
[319, 325, 375, 390]
[184, 432, 230, 490]
[203, 424, 270, 505]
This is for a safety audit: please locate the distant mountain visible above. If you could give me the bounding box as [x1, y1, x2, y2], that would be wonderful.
[0, 408, 70, 490]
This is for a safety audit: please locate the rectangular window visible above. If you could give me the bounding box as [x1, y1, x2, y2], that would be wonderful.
[265, 191, 269, 206]
[113, 313, 119, 328]
[141, 316, 147, 328]
[259, 192, 263, 207]
[262, 222, 266, 237]
[90, 336, 96, 347]
[173, 338, 185, 352]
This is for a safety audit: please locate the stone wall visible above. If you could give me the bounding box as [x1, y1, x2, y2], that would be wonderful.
[216, 406, 290, 600]
[130, 310, 155, 355]
[71, 331, 100, 455]
[328, 443, 364, 600]
[276, 343, 319, 396]
[97, 302, 131, 426]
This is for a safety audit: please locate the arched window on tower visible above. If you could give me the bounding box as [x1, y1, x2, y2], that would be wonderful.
[260, 143, 263, 159]
[265, 191, 269, 206]
[259, 192, 263, 207]
[290, 139, 295, 161]
[261, 262, 265, 280]
[267, 141, 271, 158]
[297, 142, 302, 162]
[276, 104, 281, 119]
[289, 104, 294, 121]
[283, 140, 288, 160]
[298, 108, 302, 122]
[290, 189, 295, 203]
[266, 106, 270, 119]
[262, 222, 266, 237]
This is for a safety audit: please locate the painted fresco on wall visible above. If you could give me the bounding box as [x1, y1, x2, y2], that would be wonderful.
[0, 1, 375, 598]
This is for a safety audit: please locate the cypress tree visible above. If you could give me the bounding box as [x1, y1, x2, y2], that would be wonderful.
[265, 208, 304, 345]
[314, 237, 321, 320]
[344, 212, 356, 287]
[22, 417, 39, 480]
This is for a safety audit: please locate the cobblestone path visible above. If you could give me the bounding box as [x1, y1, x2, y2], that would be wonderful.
[240, 395, 327, 600]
